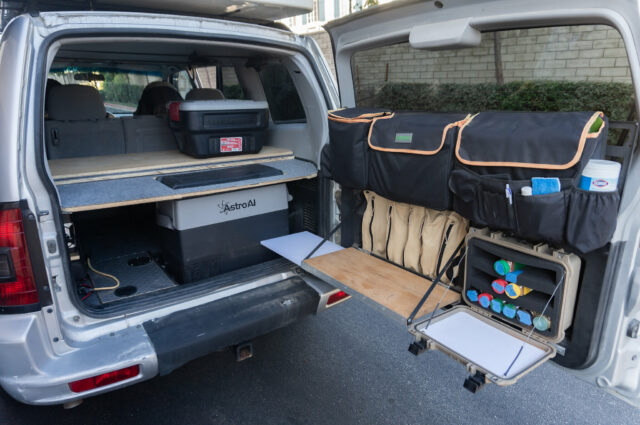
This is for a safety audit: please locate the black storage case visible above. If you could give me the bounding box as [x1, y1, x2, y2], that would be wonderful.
[408, 228, 581, 387]
[327, 108, 390, 189]
[367, 112, 467, 210]
[170, 100, 269, 158]
[448, 111, 619, 253]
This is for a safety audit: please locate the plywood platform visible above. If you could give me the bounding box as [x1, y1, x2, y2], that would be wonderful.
[303, 248, 460, 322]
[57, 158, 317, 213]
[49, 146, 294, 184]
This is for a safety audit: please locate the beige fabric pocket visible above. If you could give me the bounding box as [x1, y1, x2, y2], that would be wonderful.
[370, 193, 392, 257]
[387, 202, 411, 265]
[403, 206, 426, 273]
[420, 210, 448, 279]
[361, 191, 375, 252]
[360, 191, 469, 284]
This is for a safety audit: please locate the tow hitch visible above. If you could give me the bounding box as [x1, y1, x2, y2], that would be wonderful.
[235, 342, 254, 362]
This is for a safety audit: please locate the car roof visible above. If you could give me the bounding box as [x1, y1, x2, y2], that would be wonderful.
[1, 0, 311, 26]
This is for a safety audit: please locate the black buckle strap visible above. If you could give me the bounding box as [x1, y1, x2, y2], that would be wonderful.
[406, 240, 465, 326]
[303, 221, 343, 261]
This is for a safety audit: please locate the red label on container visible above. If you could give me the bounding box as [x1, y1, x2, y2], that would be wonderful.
[220, 137, 243, 152]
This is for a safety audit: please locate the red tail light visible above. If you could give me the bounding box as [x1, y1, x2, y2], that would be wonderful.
[0, 209, 39, 307]
[168, 101, 182, 122]
[327, 290, 350, 306]
[69, 365, 140, 393]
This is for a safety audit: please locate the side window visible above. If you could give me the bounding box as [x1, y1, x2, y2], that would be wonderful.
[221, 66, 245, 99]
[174, 70, 193, 98]
[351, 25, 635, 144]
[193, 66, 245, 99]
[195, 66, 218, 89]
[259, 64, 306, 123]
[48, 69, 162, 116]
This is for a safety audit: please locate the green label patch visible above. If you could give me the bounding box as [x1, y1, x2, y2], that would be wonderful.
[395, 133, 413, 144]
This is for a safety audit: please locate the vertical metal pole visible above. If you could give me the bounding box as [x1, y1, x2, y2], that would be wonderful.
[493, 32, 504, 85]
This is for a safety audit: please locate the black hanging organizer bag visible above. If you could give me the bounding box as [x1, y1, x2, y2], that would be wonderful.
[327, 108, 390, 189]
[448, 111, 619, 253]
[367, 112, 467, 210]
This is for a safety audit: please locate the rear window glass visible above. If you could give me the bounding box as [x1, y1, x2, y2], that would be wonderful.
[351, 25, 635, 127]
[48, 68, 162, 115]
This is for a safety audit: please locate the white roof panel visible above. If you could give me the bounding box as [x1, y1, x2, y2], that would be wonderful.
[99, 0, 312, 21]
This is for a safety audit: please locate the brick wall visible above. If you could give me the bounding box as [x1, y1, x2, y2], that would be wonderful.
[308, 25, 631, 98]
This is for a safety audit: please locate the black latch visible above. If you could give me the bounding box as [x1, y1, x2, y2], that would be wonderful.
[408, 339, 427, 356]
[627, 319, 640, 338]
[51, 128, 60, 146]
[463, 371, 486, 393]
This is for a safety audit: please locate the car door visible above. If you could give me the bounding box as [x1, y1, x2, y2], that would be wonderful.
[319, 0, 640, 407]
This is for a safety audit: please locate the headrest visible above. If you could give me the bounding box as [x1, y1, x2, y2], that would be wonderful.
[135, 82, 182, 115]
[47, 84, 107, 121]
[185, 88, 225, 101]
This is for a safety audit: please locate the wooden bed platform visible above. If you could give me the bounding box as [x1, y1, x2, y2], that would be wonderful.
[49, 146, 295, 185]
[50, 147, 317, 213]
[56, 158, 316, 213]
[303, 248, 460, 322]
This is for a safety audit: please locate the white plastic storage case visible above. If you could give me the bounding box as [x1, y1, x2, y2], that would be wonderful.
[170, 100, 270, 158]
[409, 227, 581, 386]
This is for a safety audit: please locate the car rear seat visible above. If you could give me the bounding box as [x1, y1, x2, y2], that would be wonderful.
[45, 85, 126, 159]
[122, 115, 178, 153]
[185, 88, 225, 100]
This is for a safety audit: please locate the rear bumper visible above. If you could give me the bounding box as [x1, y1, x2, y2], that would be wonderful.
[0, 314, 157, 406]
[0, 275, 321, 405]
[145, 276, 319, 375]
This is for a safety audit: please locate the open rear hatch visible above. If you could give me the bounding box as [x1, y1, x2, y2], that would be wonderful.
[262, 107, 615, 390]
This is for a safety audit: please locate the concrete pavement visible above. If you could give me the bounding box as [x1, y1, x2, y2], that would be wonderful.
[1, 298, 638, 424]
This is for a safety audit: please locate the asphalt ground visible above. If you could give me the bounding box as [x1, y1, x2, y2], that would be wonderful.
[1, 297, 639, 425]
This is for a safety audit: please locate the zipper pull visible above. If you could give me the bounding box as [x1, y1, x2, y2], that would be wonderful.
[505, 184, 513, 205]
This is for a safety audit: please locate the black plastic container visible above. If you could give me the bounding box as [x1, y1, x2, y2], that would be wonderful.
[169, 100, 269, 158]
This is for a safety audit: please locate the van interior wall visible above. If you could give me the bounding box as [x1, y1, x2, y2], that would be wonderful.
[263, 56, 325, 164]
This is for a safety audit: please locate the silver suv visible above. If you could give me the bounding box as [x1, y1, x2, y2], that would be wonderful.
[2, 0, 640, 409]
